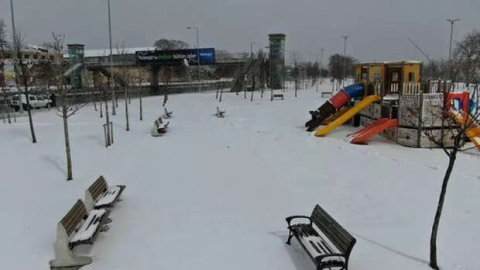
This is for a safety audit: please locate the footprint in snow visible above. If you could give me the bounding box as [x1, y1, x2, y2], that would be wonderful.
[425, 164, 440, 170]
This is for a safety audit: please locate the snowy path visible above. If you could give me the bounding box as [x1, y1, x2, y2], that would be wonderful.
[0, 87, 479, 270]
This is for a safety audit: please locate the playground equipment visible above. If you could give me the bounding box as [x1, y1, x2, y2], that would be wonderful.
[446, 92, 480, 149]
[347, 119, 398, 144]
[315, 95, 381, 137]
[306, 84, 366, 131]
[307, 60, 479, 149]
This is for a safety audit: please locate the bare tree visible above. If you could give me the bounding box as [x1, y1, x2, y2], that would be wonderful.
[115, 42, 133, 131]
[403, 79, 480, 269]
[0, 19, 12, 124]
[12, 32, 37, 143]
[453, 30, 480, 88]
[154, 39, 189, 50]
[290, 51, 302, 97]
[44, 33, 86, 181]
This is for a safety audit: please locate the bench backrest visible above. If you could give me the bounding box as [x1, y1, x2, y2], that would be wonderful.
[60, 200, 88, 236]
[88, 176, 108, 202]
[311, 205, 356, 255]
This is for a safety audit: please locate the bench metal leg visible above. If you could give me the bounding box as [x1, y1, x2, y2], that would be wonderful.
[286, 229, 294, 245]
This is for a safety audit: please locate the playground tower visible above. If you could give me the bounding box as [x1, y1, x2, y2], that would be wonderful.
[268, 34, 286, 90]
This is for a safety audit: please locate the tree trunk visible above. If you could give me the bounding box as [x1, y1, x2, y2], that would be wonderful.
[62, 106, 73, 181]
[111, 84, 116, 116]
[219, 82, 224, 103]
[104, 92, 111, 146]
[139, 91, 143, 121]
[23, 86, 37, 143]
[125, 87, 130, 131]
[2, 87, 11, 124]
[99, 98, 103, 118]
[430, 146, 458, 269]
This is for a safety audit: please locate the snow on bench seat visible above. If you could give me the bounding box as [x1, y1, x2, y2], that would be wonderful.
[95, 186, 123, 208]
[85, 176, 126, 211]
[71, 209, 108, 246]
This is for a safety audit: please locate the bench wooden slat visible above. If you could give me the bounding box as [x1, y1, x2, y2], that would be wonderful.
[88, 176, 108, 202]
[60, 200, 87, 236]
[311, 205, 355, 254]
[286, 204, 356, 270]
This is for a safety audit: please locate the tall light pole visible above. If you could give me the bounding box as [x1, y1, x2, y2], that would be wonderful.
[342, 36, 349, 87]
[10, 0, 22, 113]
[187, 26, 200, 92]
[107, 0, 116, 115]
[447, 19, 459, 81]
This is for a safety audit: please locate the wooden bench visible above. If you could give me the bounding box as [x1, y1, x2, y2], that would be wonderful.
[50, 200, 110, 268]
[286, 205, 356, 270]
[216, 106, 225, 118]
[163, 107, 173, 119]
[85, 175, 126, 212]
[153, 117, 170, 136]
[272, 94, 285, 101]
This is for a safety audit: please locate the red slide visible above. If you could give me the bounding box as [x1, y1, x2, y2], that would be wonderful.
[347, 119, 398, 144]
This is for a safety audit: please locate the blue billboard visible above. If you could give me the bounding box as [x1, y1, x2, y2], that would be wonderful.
[136, 48, 216, 66]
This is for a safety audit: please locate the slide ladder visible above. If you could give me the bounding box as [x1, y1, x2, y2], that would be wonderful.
[347, 118, 398, 144]
[315, 95, 381, 137]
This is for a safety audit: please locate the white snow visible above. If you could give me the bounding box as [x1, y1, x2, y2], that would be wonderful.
[95, 186, 122, 208]
[0, 85, 479, 270]
[71, 209, 108, 244]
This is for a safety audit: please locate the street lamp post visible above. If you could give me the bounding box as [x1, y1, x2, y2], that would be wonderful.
[9, 0, 23, 113]
[107, 0, 116, 115]
[187, 26, 201, 92]
[447, 19, 459, 82]
[342, 36, 349, 87]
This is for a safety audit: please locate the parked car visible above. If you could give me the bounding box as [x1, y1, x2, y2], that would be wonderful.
[11, 94, 51, 111]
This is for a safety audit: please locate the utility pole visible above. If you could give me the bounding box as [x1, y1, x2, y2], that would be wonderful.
[342, 36, 349, 87]
[187, 26, 201, 92]
[107, 0, 116, 115]
[447, 19, 459, 82]
[10, 0, 22, 113]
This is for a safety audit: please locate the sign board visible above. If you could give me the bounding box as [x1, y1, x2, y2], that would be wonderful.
[135, 48, 216, 66]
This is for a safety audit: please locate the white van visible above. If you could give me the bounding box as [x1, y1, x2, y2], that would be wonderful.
[11, 94, 50, 111]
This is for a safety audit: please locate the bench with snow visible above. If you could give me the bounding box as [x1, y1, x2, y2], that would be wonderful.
[321, 92, 333, 98]
[216, 106, 225, 118]
[85, 176, 126, 212]
[153, 117, 170, 136]
[286, 205, 356, 270]
[50, 200, 110, 269]
[272, 94, 285, 100]
[163, 107, 173, 119]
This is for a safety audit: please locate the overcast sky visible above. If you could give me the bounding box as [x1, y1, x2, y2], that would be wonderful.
[0, 0, 478, 63]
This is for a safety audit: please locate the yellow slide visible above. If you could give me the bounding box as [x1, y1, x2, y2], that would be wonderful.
[448, 111, 480, 149]
[315, 95, 382, 137]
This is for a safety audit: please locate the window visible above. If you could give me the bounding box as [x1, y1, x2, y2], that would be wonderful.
[409, 72, 415, 82]
[24, 54, 30, 59]
[392, 72, 399, 82]
[374, 73, 381, 82]
[362, 72, 368, 81]
[29, 96, 35, 101]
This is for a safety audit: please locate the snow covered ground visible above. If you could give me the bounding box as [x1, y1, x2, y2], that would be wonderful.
[0, 85, 479, 270]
